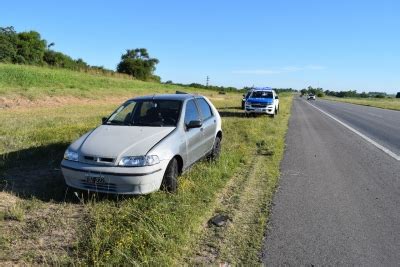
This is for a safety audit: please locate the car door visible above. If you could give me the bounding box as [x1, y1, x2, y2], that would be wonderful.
[184, 99, 204, 166]
[195, 97, 217, 155]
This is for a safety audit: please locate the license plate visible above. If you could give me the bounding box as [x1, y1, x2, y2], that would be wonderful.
[255, 108, 263, 112]
[85, 173, 105, 184]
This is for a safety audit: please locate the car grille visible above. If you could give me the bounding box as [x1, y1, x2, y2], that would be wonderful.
[78, 180, 137, 193]
[80, 180, 118, 192]
[251, 103, 267, 108]
[83, 155, 115, 165]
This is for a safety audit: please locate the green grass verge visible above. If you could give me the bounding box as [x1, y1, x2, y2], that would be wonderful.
[322, 96, 400, 111]
[0, 64, 294, 264]
[0, 63, 216, 100]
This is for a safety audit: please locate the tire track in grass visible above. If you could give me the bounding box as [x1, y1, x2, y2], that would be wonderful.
[188, 96, 293, 265]
[219, 153, 277, 264]
[189, 152, 278, 265]
[188, 156, 259, 264]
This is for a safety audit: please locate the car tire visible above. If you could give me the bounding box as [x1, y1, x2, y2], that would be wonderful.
[161, 158, 178, 193]
[208, 136, 221, 161]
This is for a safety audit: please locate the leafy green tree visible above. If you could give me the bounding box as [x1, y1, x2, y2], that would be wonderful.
[396, 92, 400, 98]
[117, 48, 159, 80]
[16, 31, 47, 64]
[43, 50, 88, 70]
[0, 26, 18, 62]
[75, 58, 88, 69]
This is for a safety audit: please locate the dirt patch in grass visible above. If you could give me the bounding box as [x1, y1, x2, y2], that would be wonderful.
[1, 144, 85, 264]
[0, 192, 18, 213]
[0, 193, 84, 265]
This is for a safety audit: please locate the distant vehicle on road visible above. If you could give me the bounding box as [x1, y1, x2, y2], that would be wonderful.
[244, 87, 279, 117]
[61, 93, 222, 194]
[307, 94, 316, 100]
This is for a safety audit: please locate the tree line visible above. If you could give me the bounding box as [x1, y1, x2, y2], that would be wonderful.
[0, 26, 160, 81]
[165, 81, 239, 92]
[301, 86, 399, 98]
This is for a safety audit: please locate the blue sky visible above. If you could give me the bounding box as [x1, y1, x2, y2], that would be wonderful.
[1, 0, 399, 93]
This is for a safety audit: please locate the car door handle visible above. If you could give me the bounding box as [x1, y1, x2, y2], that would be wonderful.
[200, 128, 204, 132]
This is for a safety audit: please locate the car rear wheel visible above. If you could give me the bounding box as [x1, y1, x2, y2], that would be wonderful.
[208, 136, 221, 161]
[161, 158, 178, 193]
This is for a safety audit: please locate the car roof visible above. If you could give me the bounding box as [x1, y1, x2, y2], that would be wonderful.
[128, 93, 200, 102]
[252, 87, 273, 91]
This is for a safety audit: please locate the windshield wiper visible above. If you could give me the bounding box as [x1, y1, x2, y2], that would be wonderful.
[106, 120, 125, 125]
[133, 122, 163, 127]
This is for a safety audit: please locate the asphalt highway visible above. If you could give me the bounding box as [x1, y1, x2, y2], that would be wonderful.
[310, 99, 400, 156]
[262, 97, 400, 265]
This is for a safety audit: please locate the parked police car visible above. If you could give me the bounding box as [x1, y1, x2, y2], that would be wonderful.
[244, 87, 279, 117]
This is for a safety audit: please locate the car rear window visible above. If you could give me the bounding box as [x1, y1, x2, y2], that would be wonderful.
[196, 98, 213, 120]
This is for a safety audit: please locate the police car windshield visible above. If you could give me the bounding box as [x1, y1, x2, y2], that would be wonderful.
[251, 91, 273, 98]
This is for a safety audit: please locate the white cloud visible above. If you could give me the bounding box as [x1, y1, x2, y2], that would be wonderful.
[233, 65, 326, 75]
[282, 66, 302, 72]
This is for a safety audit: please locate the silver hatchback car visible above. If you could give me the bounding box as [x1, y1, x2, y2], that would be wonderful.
[61, 93, 222, 194]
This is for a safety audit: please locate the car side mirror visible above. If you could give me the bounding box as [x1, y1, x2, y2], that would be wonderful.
[275, 96, 279, 99]
[186, 120, 202, 129]
[102, 117, 108, 124]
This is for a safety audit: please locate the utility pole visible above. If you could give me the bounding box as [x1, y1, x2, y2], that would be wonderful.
[206, 76, 209, 87]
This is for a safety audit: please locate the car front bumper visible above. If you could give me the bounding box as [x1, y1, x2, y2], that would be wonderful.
[61, 159, 169, 194]
[245, 106, 275, 114]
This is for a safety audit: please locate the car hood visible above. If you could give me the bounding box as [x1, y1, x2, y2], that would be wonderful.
[247, 98, 274, 104]
[75, 125, 175, 158]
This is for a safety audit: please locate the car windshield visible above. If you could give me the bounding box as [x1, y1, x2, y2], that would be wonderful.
[105, 100, 182, 127]
[251, 91, 273, 98]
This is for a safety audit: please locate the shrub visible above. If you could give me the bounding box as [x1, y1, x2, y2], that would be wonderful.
[117, 48, 159, 81]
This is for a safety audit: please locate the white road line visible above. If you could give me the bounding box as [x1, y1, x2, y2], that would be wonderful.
[305, 101, 400, 161]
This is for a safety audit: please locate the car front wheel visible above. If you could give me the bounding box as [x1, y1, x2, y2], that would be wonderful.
[161, 158, 178, 193]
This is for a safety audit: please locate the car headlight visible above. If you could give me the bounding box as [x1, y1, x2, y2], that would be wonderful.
[64, 149, 79, 161]
[118, 155, 160, 167]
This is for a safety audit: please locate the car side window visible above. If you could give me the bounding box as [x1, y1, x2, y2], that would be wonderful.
[196, 98, 213, 120]
[184, 99, 200, 125]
